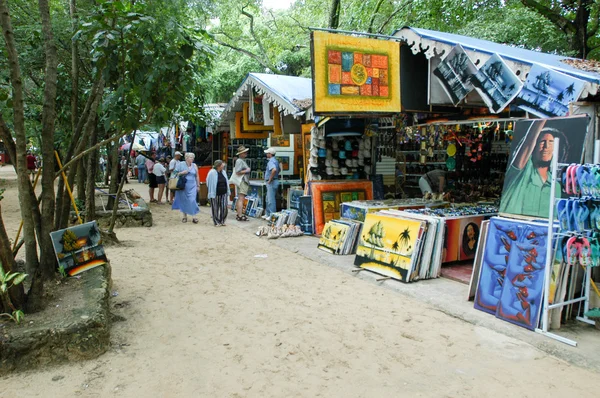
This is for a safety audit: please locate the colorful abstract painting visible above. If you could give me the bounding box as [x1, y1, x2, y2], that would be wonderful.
[354, 213, 424, 282]
[50, 221, 107, 277]
[311, 31, 400, 114]
[309, 181, 373, 235]
[474, 217, 553, 330]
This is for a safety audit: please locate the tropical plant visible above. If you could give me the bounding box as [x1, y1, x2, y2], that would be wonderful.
[0, 266, 27, 324]
[398, 227, 412, 250]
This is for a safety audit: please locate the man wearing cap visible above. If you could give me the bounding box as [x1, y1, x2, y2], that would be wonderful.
[168, 151, 182, 203]
[263, 147, 280, 218]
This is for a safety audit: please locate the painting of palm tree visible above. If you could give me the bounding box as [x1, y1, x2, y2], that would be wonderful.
[398, 228, 411, 251]
[564, 83, 576, 98]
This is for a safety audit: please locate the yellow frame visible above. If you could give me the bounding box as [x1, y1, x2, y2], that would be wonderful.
[312, 31, 401, 114]
[243, 102, 271, 131]
[235, 112, 269, 139]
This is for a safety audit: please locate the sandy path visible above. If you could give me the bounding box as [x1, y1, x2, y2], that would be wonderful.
[0, 173, 597, 397]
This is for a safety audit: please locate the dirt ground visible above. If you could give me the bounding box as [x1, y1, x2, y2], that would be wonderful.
[0, 168, 598, 397]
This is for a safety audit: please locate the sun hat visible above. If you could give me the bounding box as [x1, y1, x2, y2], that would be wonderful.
[332, 159, 339, 168]
[310, 158, 318, 168]
[264, 147, 277, 155]
[344, 140, 353, 151]
[311, 147, 319, 157]
[318, 139, 326, 149]
[318, 148, 327, 158]
[326, 167, 334, 175]
[236, 146, 249, 155]
[340, 167, 348, 175]
[325, 159, 332, 167]
[326, 149, 333, 159]
[339, 150, 346, 159]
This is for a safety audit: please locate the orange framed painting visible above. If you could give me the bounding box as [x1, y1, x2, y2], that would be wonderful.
[311, 31, 401, 114]
[235, 112, 269, 139]
[243, 102, 271, 131]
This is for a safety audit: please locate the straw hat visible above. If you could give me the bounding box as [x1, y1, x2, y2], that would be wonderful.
[236, 145, 249, 155]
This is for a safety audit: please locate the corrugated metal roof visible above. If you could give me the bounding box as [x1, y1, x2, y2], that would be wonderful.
[394, 27, 600, 85]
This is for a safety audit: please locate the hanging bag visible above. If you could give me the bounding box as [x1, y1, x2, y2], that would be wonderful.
[176, 173, 187, 190]
[229, 170, 242, 187]
[168, 174, 181, 191]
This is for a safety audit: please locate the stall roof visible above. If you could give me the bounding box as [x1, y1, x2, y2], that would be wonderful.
[393, 26, 600, 95]
[221, 73, 313, 121]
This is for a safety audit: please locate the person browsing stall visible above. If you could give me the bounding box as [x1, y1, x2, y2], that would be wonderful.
[168, 151, 182, 204]
[146, 152, 157, 203]
[419, 169, 446, 195]
[263, 147, 280, 218]
[172, 152, 201, 224]
[135, 151, 147, 183]
[207, 160, 230, 227]
[234, 146, 251, 222]
[154, 158, 167, 204]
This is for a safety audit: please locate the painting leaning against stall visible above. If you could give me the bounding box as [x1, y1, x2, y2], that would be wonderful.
[311, 30, 401, 114]
[354, 213, 424, 282]
[50, 221, 108, 276]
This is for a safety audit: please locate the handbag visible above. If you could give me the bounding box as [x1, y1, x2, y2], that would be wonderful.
[229, 170, 242, 187]
[168, 176, 180, 191]
[176, 174, 187, 190]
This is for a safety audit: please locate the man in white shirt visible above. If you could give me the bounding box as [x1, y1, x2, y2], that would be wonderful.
[154, 158, 167, 203]
[168, 151, 182, 203]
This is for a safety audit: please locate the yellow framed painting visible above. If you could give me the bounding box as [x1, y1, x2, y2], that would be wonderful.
[243, 102, 271, 131]
[311, 31, 401, 114]
[236, 112, 269, 139]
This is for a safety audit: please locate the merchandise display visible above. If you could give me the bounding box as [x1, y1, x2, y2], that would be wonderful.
[340, 198, 445, 222]
[317, 219, 362, 255]
[474, 217, 551, 330]
[309, 180, 374, 235]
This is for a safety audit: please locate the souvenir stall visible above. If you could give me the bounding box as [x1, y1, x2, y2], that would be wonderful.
[220, 73, 313, 216]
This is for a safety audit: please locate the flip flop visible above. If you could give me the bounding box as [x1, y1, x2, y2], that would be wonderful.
[182, 217, 188, 223]
[556, 199, 570, 231]
[579, 237, 592, 267]
[574, 200, 590, 232]
[569, 164, 579, 195]
[566, 235, 580, 266]
[576, 165, 590, 196]
[192, 218, 199, 224]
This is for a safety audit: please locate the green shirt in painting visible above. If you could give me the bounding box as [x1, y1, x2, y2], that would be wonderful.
[499, 158, 560, 218]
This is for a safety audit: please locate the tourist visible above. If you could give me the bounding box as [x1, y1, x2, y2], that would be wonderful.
[172, 152, 200, 223]
[207, 159, 230, 226]
[169, 151, 182, 203]
[263, 147, 280, 219]
[154, 157, 167, 204]
[419, 169, 446, 195]
[119, 155, 129, 184]
[99, 155, 106, 176]
[146, 152, 157, 203]
[135, 151, 147, 183]
[234, 145, 251, 222]
[26, 151, 37, 182]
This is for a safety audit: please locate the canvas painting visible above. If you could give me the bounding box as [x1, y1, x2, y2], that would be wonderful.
[318, 221, 350, 254]
[310, 181, 374, 235]
[242, 103, 271, 132]
[50, 221, 107, 277]
[298, 195, 314, 234]
[474, 217, 552, 331]
[515, 64, 585, 118]
[311, 31, 401, 114]
[471, 54, 523, 114]
[495, 221, 550, 330]
[249, 89, 264, 124]
[458, 217, 484, 261]
[433, 44, 478, 106]
[235, 112, 269, 139]
[499, 116, 588, 218]
[468, 220, 489, 301]
[354, 213, 424, 282]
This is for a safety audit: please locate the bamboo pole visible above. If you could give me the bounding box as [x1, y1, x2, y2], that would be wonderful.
[55, 150, 82, 224]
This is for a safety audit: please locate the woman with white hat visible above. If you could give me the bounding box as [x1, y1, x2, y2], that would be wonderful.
[234, 145, 251, 221]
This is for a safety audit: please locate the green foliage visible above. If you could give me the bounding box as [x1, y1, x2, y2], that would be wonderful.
[0, 265, 27, 324]
[61, 229, 79, 252]
[58, 265, 67, 279]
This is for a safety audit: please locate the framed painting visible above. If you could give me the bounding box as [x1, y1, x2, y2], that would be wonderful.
[318, 221, 350, 254]
[309, 181, 374, 235]
[311, 31, 401, 115]
[354, 213, 425, 283]
[242, 102, 271, 131]
[302, 124, 313, 181]
[50, 221, 107, 277]
[298, 195, 314, 234]
[235, 112, 269, 139]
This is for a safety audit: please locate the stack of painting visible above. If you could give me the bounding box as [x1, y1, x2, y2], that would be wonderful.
[318, 219, 362, 255]
[309, 180, 374, 235]
[473, 217, 553, 330]
[353, 210, 444, 283]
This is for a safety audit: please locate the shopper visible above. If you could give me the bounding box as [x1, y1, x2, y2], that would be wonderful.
[234, 145, 251, 222]
[207, 159, 230, 226]
[135, 151, 147, 183]
[168, 151, 182, 203]
[172, 152, 200, 223]
[26, 151, 37, 182]
[263, 147, 280, 218]
[119, 155, 130, 184]
[99, 155, 106, 176]
[154, 157, 167, 204]
[146, 152, 157, 203]
[419, 169, 446, 194]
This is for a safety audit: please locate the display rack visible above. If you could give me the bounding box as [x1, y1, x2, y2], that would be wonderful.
[536, 138, 598, 346]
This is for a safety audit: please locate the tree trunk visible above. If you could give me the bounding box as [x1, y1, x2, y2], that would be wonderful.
[329, 0, 341, 29]
[69, 0, 79, 135]
[85, 125, 99, 222]
[107, 142, 120, 210]
[0, 0, 40, 275]
[574, 1, 591, 59]
[0, 203, 25, 311]
[37, 0, 59, 280]
[108, 131, 137, 233]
